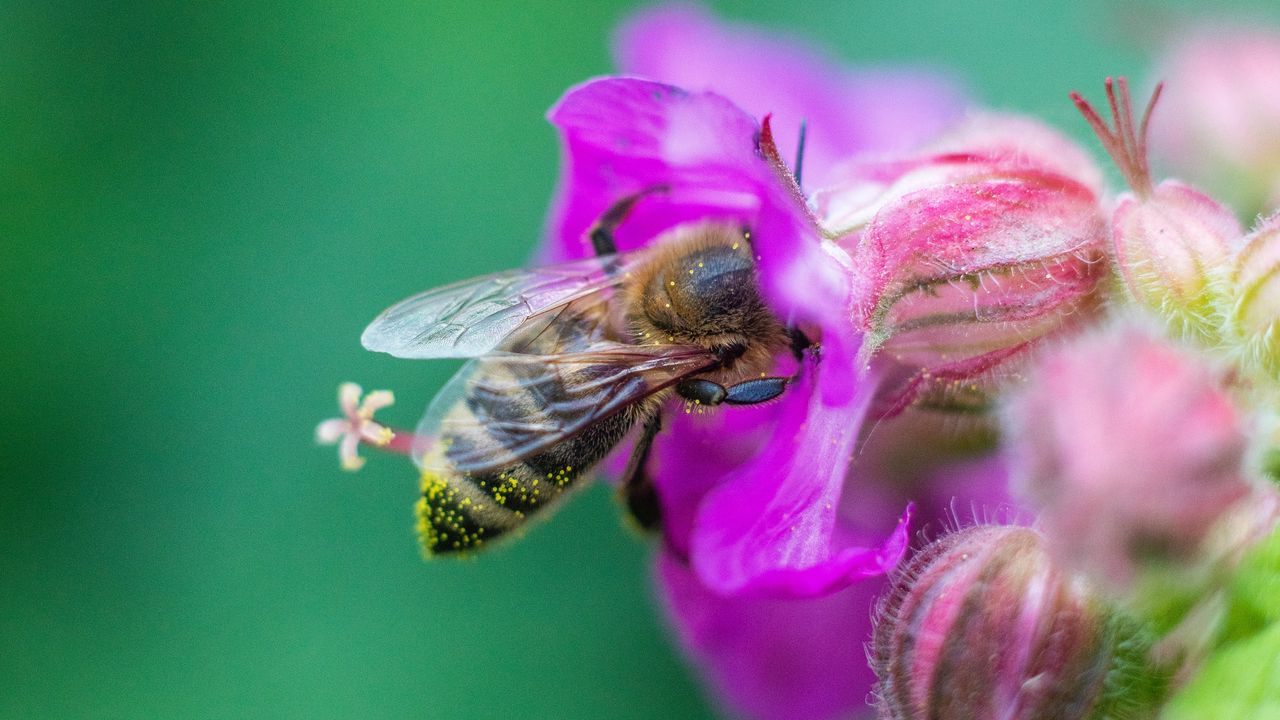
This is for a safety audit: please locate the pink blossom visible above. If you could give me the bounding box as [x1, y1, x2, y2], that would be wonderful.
[315, 383, 397, 471]
[534, 11, 1130, 719]
[1004, 322, 1253, 591]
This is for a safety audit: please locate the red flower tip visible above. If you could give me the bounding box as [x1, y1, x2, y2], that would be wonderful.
[757, 112, 809, 211]
[1071, 76, 1164, 197]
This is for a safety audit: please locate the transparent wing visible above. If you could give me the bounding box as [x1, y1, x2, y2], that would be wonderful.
[411, 343, 716, 473]
[360, 255, 639, 359]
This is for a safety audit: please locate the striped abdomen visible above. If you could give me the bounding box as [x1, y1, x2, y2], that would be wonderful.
[415, 358, 648, 555]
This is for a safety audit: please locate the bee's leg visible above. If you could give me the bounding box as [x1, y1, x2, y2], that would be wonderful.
[621, 413, 663, 531]
[588, 185, 669, 257]
[676, 377, 789, 406]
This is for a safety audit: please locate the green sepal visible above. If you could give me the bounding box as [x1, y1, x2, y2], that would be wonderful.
[1161, 621, 1280, 720]
[1162, 527, 1280, 718]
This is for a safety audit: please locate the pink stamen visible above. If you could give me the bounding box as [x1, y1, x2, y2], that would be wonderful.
[380, 428, 422, 457]
[1070, 76, 1164, 197]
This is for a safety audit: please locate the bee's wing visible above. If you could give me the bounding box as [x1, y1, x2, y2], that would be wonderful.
[412, 342, 717, 473]
[361, 255, 638, 359]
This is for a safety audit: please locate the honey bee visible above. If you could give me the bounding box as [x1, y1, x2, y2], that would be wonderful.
[362, 190, 809, 555]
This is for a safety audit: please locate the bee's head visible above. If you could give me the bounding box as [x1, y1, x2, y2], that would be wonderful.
[633, 226, 787, 366]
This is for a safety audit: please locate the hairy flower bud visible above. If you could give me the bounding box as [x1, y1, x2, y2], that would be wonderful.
[1111, 181, 1240, 341]
[1152, 26, 1280, 218]
[1006, 323, 1253, 591]
[815, 115, 1108, 415]
[1073, 78, 1242, 342]
[872, 525, 1167, 720]
[1226, 214, 1280, 378]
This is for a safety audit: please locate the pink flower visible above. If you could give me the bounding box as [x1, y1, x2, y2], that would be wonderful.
[315, 383, 396, 471]
[541, 8, 1042, 718]
[1151, 25, 1280, 217]
[531, 9, 1131, 719]
[1004, 322, 1254, 592]
[544, 70, 914, 597]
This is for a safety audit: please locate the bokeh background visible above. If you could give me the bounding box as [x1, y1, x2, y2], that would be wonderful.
[4, 1, 1278, 718]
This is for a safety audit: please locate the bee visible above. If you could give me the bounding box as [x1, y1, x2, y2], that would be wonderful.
[361, 190, 809, 555]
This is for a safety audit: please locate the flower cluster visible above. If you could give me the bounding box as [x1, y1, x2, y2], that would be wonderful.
[318, 6, 1280, 719]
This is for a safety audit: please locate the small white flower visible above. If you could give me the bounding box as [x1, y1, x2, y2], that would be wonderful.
[315, 382, 395, 471]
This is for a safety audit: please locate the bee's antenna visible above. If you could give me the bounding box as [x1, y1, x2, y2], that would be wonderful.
[794, 119, 808, 190]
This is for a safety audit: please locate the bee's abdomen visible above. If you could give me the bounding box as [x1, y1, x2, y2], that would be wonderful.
[416, 408, 638, 555]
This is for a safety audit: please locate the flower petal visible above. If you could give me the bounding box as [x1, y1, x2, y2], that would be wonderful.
[338, 432, 365, 471]
[689, 359, 912, 597]
[359, 389, 395, 416]
[545, 77, 769, 261]
[338, 382, 362, 416]
[614, 4, 964, 186]
[314, 418, 348, 444]
[657, 551, 885, 720]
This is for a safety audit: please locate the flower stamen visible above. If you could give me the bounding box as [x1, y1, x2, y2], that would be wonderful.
[315, 382, 418, 470]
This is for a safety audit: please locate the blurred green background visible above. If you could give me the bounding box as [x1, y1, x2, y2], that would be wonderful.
[3, 1, 1277, 718]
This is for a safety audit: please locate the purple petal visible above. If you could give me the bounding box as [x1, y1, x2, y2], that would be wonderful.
[650, 396, 792, 558]
[658, 551, 885, 720]
[614, 4, 965, 187]
[689, 360, 912, 598]
[544, 77, 770, 261]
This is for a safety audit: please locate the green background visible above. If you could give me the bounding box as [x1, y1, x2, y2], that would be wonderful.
[3, 1, 1276, 718]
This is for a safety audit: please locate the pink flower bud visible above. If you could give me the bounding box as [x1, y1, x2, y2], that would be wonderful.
[1227, 213, 1280, 376]
[1073, 78, 1242, 341]
[872, 525, 1167, 720]
[1111, 181, 1239, 333]
[1005, 323, 1252, 591]
[1151, 25, 1280, 217]
[815, 117, 1108, 414]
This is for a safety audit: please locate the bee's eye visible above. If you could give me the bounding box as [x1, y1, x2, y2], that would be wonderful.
[713, 342, 748, 366]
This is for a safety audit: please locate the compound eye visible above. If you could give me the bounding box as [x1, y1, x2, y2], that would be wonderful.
[712, 342, 748, 367]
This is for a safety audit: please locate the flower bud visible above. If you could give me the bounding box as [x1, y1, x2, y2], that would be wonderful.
[872, 525, 1167, 720]
[1151, 25, 1280, 218]
[1110, 181, 1240, 341]
[1005, 322, 1252, 592]
[1226, 214, 1280, 378]
[1073, 78, 1242, 342]
[816, 117, 1108, 415]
